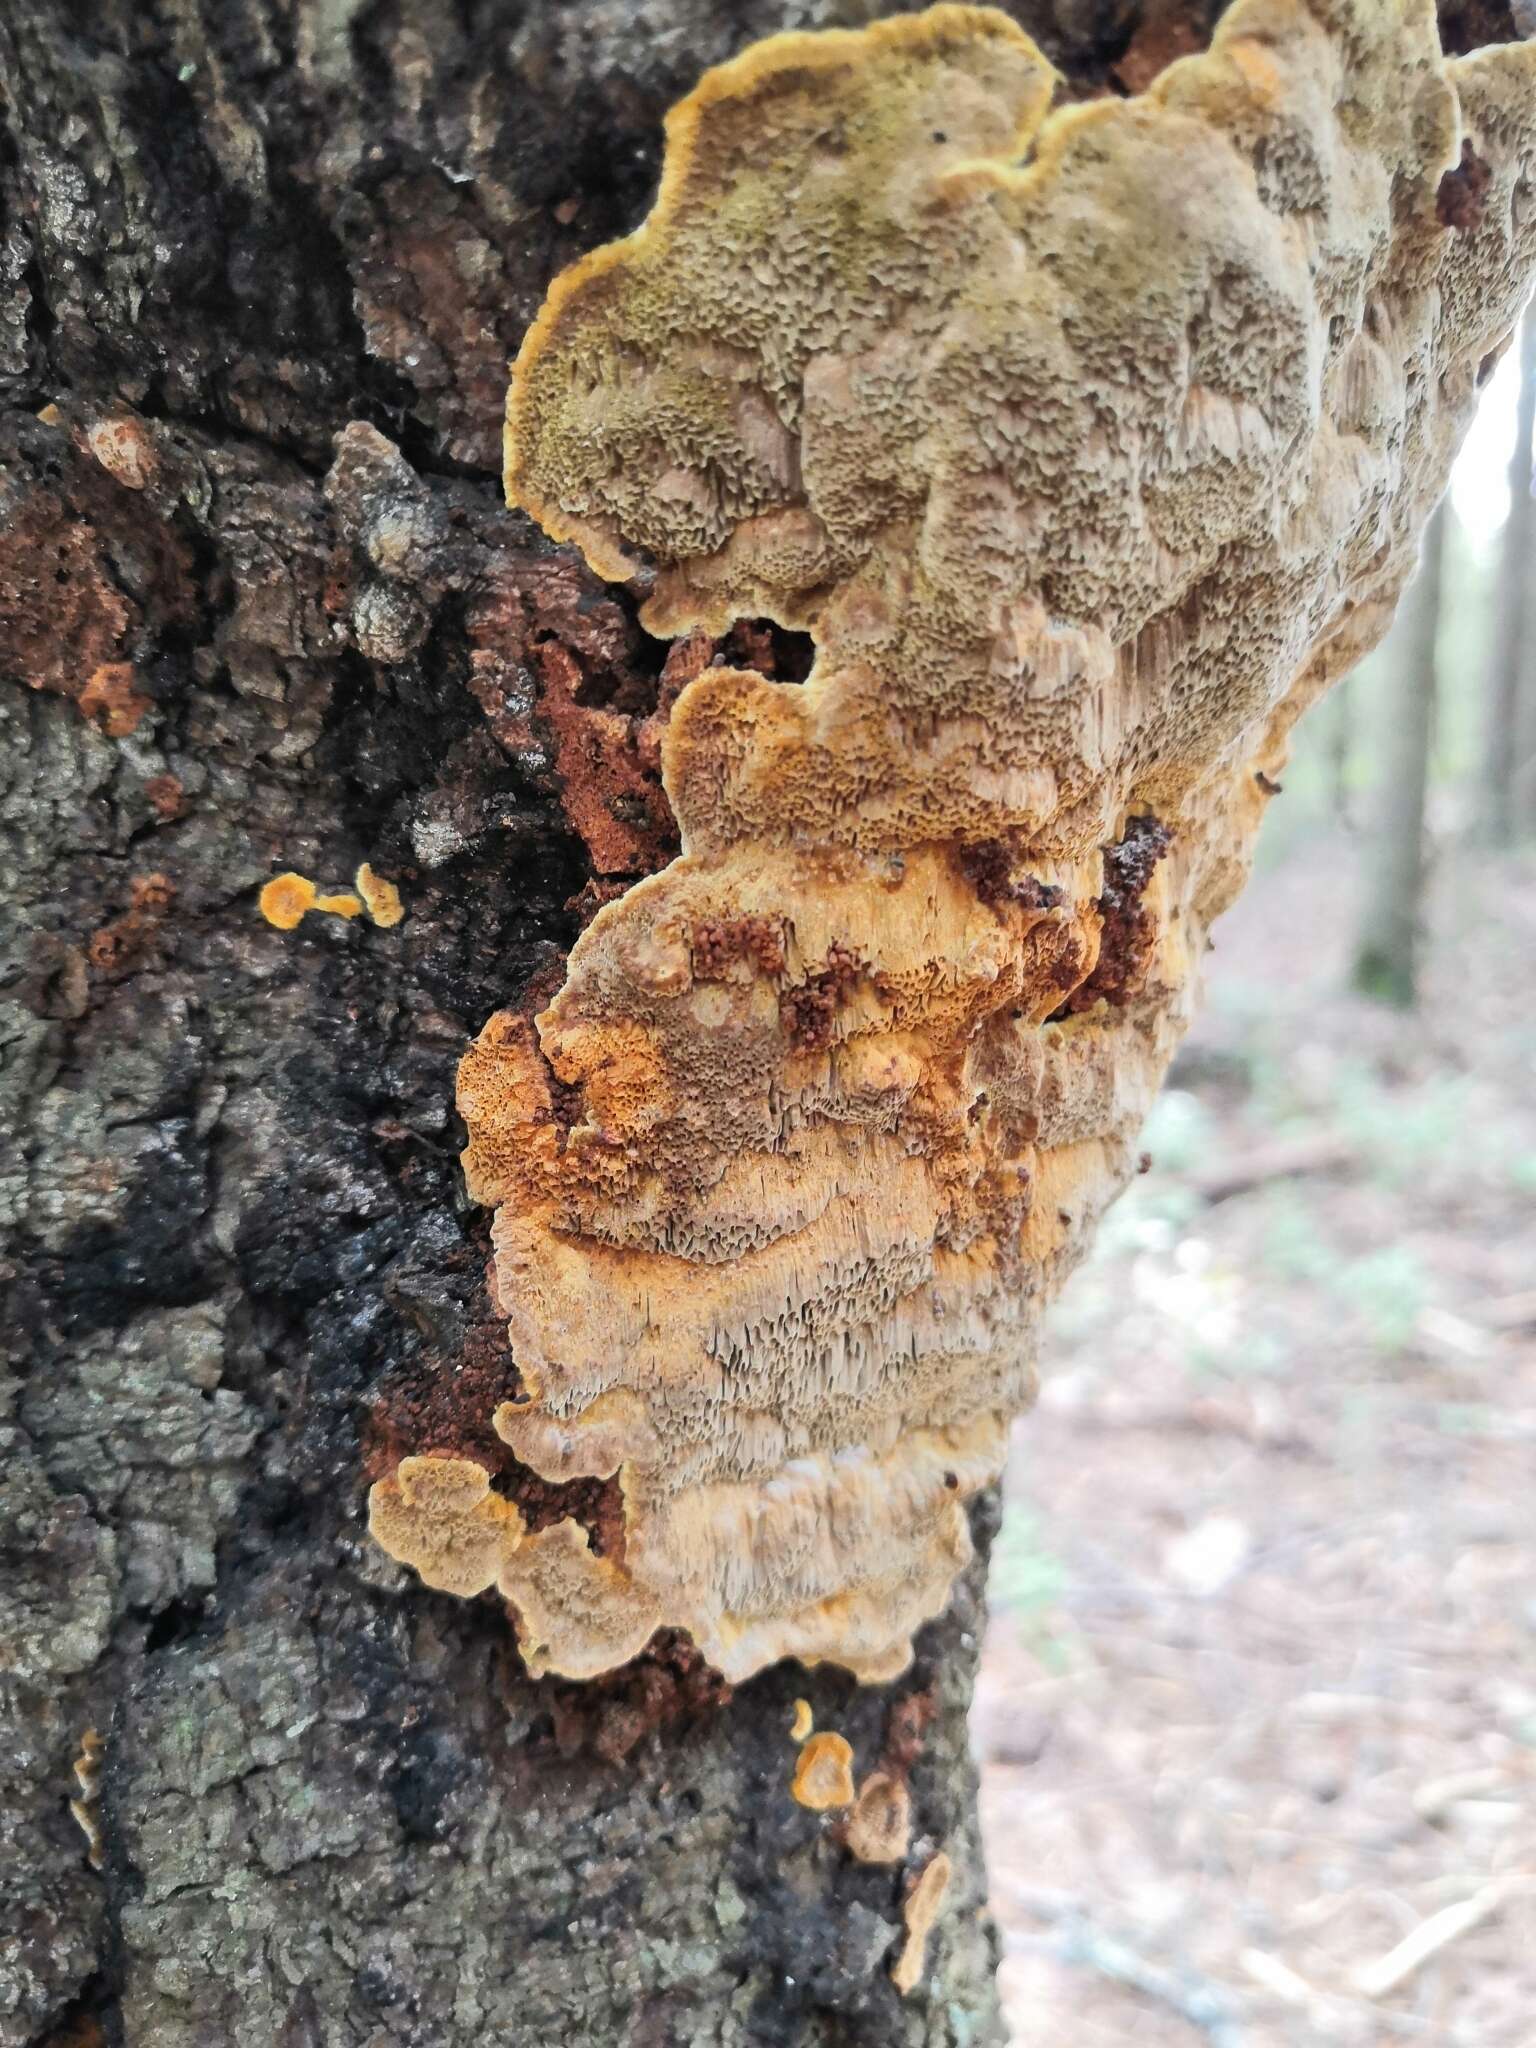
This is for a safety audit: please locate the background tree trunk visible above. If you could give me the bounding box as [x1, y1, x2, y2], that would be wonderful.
[1353, 505, 1449, 1007]
[1327, 676, 1355, 831]
[0, 4, 1518, 2045]
[1481, 304, 1536, 844]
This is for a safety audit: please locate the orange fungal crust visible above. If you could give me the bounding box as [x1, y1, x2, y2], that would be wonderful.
[258, 873, 318, 931]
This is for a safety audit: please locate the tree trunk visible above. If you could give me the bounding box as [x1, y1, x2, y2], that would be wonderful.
[0, 5, 1525, 2047]
[1328, 676, 1355, 831]
[1354, 505, 1449, 1006]
[1482, 304, 1536, 844]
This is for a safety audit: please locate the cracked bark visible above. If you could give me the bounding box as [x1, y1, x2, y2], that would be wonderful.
[0, 3, 1517, 2045]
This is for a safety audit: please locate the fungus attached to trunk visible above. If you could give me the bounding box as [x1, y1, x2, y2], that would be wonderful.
[892, 1850, 953, 1996]
[844, 1770, 914, 1866]
[791, 1731, 858, 1811]
[355, 862, 406, 928]
[368, 2, 1536, 1683]
[258, 872, 364, 930]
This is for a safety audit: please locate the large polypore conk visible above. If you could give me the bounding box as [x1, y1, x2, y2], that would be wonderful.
[370, 2, 1536, 1682]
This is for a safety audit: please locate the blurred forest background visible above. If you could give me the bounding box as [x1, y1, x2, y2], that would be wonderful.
[977, 316, 1536, 2046]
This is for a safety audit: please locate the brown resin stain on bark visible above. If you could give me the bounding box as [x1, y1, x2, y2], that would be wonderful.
[85, 874, 176, 982]
[1438, 137, 1495, 229]
[542, 1630, 733, 1765]
[0, 420, 192, 718]
[1051, 815, 1175, 1017]
[1110, 0, 1212, 93]
[531, 637, 679, 878]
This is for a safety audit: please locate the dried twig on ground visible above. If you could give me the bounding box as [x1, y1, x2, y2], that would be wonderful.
[1191, 1134, 1356, 1204]
[1351, 1877, 1534, 2000]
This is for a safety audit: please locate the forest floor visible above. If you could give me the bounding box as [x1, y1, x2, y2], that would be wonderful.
[976, 834, 1536, 2048]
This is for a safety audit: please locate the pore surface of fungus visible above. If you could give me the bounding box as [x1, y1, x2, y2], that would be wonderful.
[369, 2, 1536, 1681]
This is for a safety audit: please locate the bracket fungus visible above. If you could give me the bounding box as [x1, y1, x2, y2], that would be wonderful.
[368, 2, 1536, 1683]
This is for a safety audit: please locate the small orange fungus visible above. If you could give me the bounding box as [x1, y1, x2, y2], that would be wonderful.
[355, 862, 405, 927]
[790, 1730, 855, 1811]
[259, 873, 317, 929]
[260, 872, 363, 930]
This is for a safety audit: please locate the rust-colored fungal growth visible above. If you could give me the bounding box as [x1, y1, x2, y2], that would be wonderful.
[892, 1850, 953, 1996]
[77, 662, 151, 738]
[789, 1698, 814, 1744]
[541, 1629, 734, 1763]
[87, 872, 176, 981]
[143, 774, 186, 822]
[790, 1731, 857, 1811]
[259, 874, 317, 930]
[367, 2, 1536, 1682]
[532, 638, 680, 878]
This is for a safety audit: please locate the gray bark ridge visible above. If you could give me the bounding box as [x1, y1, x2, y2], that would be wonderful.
[0, 3, 1087, 2042]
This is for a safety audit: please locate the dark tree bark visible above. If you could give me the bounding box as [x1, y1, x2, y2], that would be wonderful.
[1482, 303, 1536, 843]
[0, 4, 1521, 2046]
[1354, 505, 1449, 1007]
